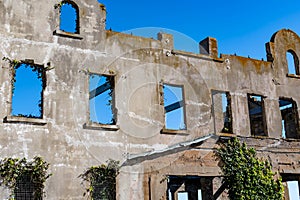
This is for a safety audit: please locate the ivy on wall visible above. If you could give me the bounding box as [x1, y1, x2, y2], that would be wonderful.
[217, 138, 283, 200]
[0, 156, 52, 199]
[54, 1, 65, 9]
[80, 159, 120, 200]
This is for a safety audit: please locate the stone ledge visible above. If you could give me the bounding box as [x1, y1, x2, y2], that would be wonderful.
[3, 116, 47, 125]
[83, 122, 119, 131]
[160, 128, 188, 135]
[287, 73, 300, 79]
[53, 29, 83, 40]
[216, 132, 235, 137]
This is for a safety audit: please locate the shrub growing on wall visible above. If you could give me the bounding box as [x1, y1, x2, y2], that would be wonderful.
[217, 138, 283, 200]
[80, 159, 120, 200]
[0, 156, 51, 199]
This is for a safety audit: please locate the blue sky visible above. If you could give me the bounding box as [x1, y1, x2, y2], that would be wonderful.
[163, 84, 185, 130]
[99, 0, 300, 60]
[89, 74, 114, 124]
[60, 2, 77, 33]
[12, 64, 43, 118]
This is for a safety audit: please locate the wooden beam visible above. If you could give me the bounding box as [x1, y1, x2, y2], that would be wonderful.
[89, 81, 111, 99]
[165, 100, 184, 113]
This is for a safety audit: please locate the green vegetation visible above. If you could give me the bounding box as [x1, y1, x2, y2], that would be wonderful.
[0, 156, 51, 199]
[80, 159, 120, 200]
[217, 138, 283, 200]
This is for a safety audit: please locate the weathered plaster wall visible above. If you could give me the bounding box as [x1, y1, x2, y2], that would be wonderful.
[0, 0, 300, 199]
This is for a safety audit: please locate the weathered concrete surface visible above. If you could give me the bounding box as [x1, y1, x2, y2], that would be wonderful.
[0, 0, 300, 199]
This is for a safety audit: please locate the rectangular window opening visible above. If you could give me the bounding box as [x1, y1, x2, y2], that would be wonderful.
[247, 94, 267, 136]
[212, 91, 232, 134]
[11, 63, 45, 119]
[279, 98, 300, 139]
[89, 74, 116, 125]
[163, 83, 186, 131]
[287, 181, 300, 200]
[91, 178, 114, 200]
[14, 172, 41, 200]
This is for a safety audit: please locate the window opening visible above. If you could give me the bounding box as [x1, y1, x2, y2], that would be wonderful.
[212, 91, 232, 134]
[247, 94, 267, 136]
[167, 176, 211, 200]
[282, 174, 300, 200]
[89, 74, 115, 125]
[59, 1, 79, 34]
[286, 50, 299, 75]
[79, 160, 119, 200]
[12, 63, 44, 119]
[14, 172, 40, 200]
[163, 84, 186, 130]
[279, 98, 299, 139]
[287, 181, 299, 200]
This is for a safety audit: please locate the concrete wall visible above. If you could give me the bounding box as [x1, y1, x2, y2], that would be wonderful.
[0, 1, 300, 199]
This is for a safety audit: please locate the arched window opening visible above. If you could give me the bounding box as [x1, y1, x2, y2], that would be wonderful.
[59, 1, 79, 34]
[286, 50, 299, 75]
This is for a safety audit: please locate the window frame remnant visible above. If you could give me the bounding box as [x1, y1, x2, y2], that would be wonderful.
[279, 97, 300, 139]
[5, 60, 47, 125]
[161, 83, 187, 133]
[247, 94, 268, 136]
[211, 90, 232, 134]
[87, 73, 118, 130]
[286, 50, 300, 76]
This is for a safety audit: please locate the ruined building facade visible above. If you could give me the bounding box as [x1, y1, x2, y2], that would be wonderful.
[0, 0, 300, 199]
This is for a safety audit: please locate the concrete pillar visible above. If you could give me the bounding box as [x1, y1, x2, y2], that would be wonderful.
[231, 94, 251, 136]
[264, 99, 282, 138]
[117, 166, 145, 200]
[158, 32, 174, 50]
